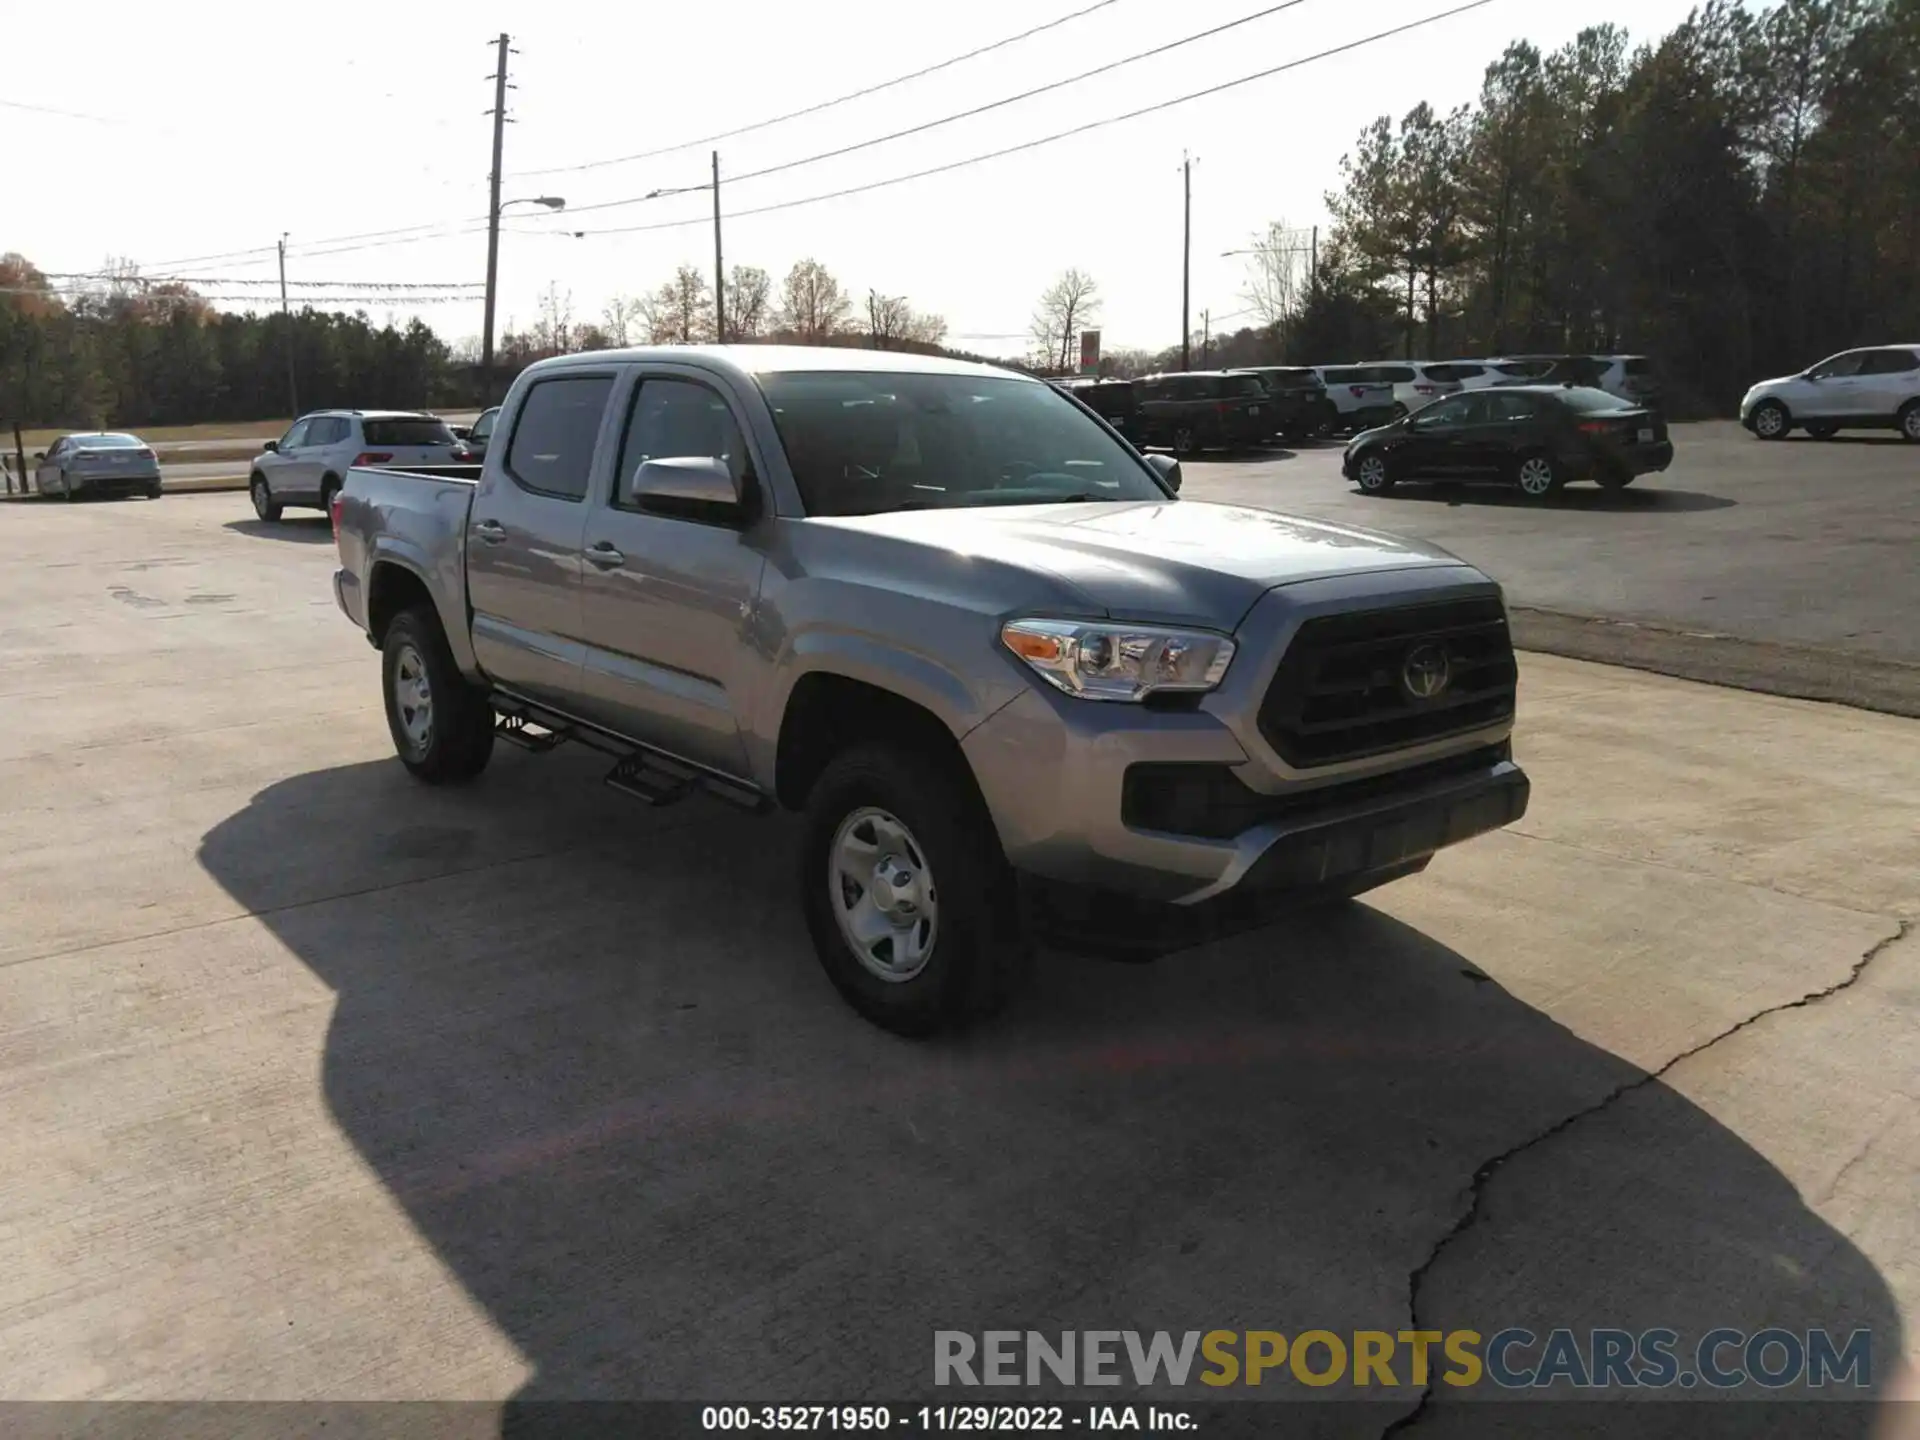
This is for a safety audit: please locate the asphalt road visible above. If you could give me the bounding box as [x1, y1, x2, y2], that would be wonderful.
[0, 494, 1915, 1428]
[1180, 421, 1919, 664]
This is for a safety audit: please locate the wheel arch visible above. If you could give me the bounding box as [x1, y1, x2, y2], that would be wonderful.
[774, 672, 982, 814]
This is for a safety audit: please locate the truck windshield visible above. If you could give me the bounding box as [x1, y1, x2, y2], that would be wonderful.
[758, 372, 1168, 517]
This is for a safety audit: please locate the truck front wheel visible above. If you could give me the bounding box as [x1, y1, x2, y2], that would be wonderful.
[381, 606, 495, 783]
[800, 743, 1029, 1036]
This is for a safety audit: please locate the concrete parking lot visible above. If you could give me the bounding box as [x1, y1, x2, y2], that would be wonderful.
[0, 493, 1915, 1434]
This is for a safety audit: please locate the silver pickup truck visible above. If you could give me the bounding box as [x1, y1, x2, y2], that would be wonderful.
[332, 346, 1529, 1034]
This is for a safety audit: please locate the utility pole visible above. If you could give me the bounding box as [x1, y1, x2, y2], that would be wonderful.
[1310, 225, 1318, 278]
[1201, 310, 1211, 368]
[1180, 153, 1194, 371]
[277, 234, 298, 416]
[712, 151, 726, 344]
[481, 32, 510, 404]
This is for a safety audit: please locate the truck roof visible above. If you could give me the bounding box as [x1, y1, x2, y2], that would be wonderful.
[524, 344, 1028, 382]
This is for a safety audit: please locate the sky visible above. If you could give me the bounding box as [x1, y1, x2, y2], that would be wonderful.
[5, 0, 1722, 357]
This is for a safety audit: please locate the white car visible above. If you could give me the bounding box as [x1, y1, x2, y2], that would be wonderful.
[249, 409, 466, 521]
[1312, 366, 1399, 431]
[1741, 345, 1920, 441]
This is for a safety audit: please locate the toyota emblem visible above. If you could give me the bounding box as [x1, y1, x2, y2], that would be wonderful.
[1401, 643, 1452, 702]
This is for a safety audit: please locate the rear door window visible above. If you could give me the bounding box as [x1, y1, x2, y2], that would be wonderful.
[1486, 391, 1542, 421]
[505, 375, 614, 500]
[1864, 349, 1920, 374]
[1371, 365, 1416, 384]
[1320, 367, 1363, 385]
[1226, 375, 1267, 397]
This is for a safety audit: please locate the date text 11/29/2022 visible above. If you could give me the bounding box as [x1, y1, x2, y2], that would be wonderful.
[702, 1405, 1193, 1431]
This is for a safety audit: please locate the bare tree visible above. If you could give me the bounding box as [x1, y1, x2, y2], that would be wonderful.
[865, 290, 949, 350]
[866, 291, 911, 349]
[727, 265, 772, 340]
[1030, 269, 1100, 372]
[641, 266, 714, 344]
[779, 258, 851, 342]
[529, 283, 576, 354]
[600, 295, 645, 347]
[1239, 220, 1314, 338]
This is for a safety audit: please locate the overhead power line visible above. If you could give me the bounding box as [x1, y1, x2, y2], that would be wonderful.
[41, 271, 483, 290]
[131, 0, 1491, 268]
[0, 285, 479, 305]
[580, 0, 1498, 238]
[571, 0, 1314, 218]
[507, 0, 1129, 181]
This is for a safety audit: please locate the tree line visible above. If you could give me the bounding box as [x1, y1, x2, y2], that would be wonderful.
[0, 254, 454, 429]
[1274, 0, 1920, 414]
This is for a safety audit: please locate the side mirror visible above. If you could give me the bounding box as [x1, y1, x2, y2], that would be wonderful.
[449, 426, 471, 441]
[263, 440, 279, 453]
[1144, 452, 1182, 493]
[632, 455, 749, 520]
[33, 451, 45, 461]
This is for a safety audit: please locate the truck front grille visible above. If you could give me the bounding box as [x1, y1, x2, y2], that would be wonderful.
[1258, 597, 1517, 767]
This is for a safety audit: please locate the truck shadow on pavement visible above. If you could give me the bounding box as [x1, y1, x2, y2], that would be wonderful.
[196, 753, 1900, 1436]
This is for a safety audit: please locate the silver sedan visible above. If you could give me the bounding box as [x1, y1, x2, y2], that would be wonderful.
[34, 433, 164, 500]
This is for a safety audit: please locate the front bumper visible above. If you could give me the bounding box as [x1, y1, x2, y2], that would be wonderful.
[1024, 748, 1528, 957]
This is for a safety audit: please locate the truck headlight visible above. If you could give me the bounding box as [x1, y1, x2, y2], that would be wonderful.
[1000, 618, 1235, 702]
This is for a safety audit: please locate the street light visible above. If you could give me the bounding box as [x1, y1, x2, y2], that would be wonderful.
[481, 197, 567, 402]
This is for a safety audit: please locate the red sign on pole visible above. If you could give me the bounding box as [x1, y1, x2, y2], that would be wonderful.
[1079, 330, 1101, 375]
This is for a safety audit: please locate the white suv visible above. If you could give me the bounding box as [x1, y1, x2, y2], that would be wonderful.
[1741, 346, 1920, 441]
[249, 409, 464, 521]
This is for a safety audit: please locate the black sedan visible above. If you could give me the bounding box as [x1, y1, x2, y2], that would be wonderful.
[1342, 385, 1673, 499]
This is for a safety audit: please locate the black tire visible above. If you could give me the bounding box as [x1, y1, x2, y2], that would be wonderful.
[800, 742, 1029, 1036]
[145, 486, 163, 499]
[1750, 400, 1791, 440]
[1899, 401, 1920, 444]
[1513, 450, 1563, 500]
[381, 605, 495, 784]
[320, 474, 342, 511]
[61, 470, 76, 503]
[1595, 469, 1636, 491]
[1805, 423, 1840, 440]
[250, 474, 282, 522]
[1390, 402, 1409, 422]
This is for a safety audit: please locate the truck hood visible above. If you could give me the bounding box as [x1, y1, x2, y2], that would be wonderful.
[811, 500, 1468, 629]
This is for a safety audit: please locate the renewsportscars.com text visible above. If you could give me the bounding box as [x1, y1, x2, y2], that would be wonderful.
[933, 1328, 1872, 1391]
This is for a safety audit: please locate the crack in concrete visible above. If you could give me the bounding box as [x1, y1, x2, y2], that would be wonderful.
[1380, 917, 1912, 1436]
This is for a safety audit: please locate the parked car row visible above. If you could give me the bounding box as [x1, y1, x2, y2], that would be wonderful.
[1048, 353, 1663, 456]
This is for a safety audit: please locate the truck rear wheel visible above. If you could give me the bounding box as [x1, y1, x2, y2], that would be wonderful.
[800, 742, 1029, 1036]
[381, 606, 494, 784]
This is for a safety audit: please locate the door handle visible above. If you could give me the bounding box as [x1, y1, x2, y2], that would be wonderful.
[474, 519, 507, 544]
[586, 542, 625, 570]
